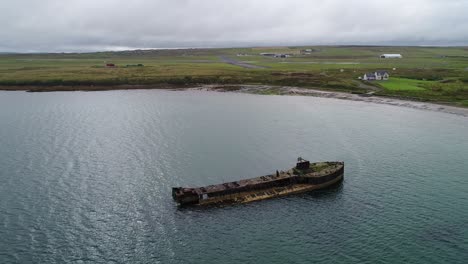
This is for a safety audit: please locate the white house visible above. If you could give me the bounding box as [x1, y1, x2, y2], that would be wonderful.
[380, 54, 402, 59]
[363, 70, 389, 81]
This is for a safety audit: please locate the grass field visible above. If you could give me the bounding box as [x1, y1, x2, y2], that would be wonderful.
[1, 46, 468, 106]
[379, 78, 429, 91]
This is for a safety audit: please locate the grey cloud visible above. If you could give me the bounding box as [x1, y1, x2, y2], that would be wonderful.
[1, 0, 468, 52]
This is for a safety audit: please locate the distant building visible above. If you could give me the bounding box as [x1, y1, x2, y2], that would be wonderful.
[105, 63, 116, 67]
[363, 73, 376, 81]
[260, 53, 290, 58]
[260, 53, 276, 56]
[300, 48, 317, 54]
[363, 70, 389, 81]
[380, 54, 402, 59]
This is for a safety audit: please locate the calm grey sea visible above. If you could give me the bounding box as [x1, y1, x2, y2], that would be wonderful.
[0, 90, 467, 264]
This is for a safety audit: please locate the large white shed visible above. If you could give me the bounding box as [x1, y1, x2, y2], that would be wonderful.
[380, 54, 402, 58]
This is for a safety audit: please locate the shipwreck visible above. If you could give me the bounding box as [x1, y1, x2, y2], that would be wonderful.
[172, 158, 344, 206]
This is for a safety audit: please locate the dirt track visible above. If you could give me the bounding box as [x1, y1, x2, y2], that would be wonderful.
[219, 56, 265, 69]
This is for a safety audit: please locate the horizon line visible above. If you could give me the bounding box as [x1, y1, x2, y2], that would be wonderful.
[2, 44, 468, 55]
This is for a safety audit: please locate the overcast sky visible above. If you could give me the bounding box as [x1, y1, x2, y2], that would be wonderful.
[1, 0, 468, 52]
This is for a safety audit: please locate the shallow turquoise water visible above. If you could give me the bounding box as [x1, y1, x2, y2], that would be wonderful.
[0, 90, 467, 263]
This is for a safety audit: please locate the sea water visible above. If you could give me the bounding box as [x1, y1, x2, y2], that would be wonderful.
[0, 90, 467, 263]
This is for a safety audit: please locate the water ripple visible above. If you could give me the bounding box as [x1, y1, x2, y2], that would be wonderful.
[0, 90, 467, 263]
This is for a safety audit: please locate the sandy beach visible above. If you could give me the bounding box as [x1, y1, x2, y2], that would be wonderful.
[187, 84, 468, 117]
[2, 84, 467, 117]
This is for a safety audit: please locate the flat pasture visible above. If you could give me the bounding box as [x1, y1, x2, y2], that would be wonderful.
[379, 78, 429, 91]
[1, 46, 467, 106]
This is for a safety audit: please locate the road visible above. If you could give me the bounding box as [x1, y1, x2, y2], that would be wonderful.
[219, 56, 265, 69]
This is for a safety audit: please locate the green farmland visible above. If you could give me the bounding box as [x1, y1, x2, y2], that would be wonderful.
[1, 46, 468, 106]
[379, 78, 429, 91]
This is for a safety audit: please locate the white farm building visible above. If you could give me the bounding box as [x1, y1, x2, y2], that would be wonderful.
[380, 54, 402, 59]
[363, 70, 389, 81]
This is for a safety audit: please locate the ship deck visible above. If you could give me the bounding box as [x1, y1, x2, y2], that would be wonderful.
[199, 172, 344, 205]
[193, 162, 343, 196]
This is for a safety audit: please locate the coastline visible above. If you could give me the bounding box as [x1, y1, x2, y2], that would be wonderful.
[1, 84, 467, 117]
[0, 84, 182, 92]
[185, 85, 468, 117]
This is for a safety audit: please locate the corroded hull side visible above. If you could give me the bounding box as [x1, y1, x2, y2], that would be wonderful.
[173, 161, 344, 206]
[199, 173, 343, 206]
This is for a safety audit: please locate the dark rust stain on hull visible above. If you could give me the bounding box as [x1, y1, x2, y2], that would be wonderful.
[172, 159, 344, 206]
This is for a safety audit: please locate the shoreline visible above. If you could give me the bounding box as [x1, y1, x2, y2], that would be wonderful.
[1, 84, 467, 117]
[0, 84, 182, 92]
[186, 85, 468, 117]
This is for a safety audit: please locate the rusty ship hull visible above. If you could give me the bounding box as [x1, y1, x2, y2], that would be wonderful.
[172, 159, 344, 206]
